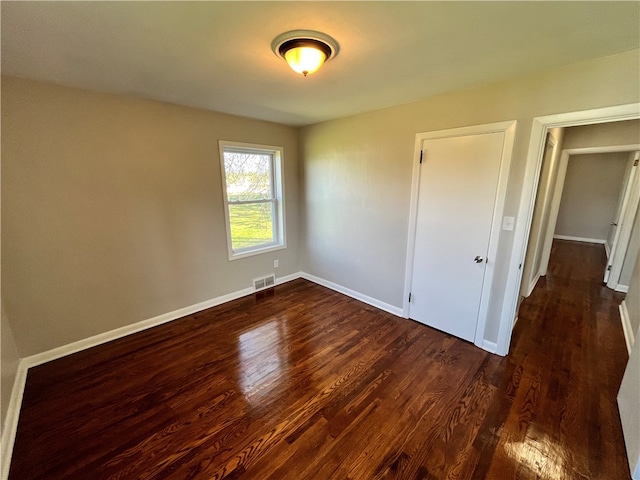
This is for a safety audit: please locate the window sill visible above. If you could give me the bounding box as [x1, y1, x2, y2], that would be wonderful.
[228, 242, 286, 261]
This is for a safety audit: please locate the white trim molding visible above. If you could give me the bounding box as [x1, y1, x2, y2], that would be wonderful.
[620, 301, 634, 354]
[481, 340, 498, 354]
[24, 272, 301, 368]
[553, 235, 606, 244]
[300, 272, 403, 317]
[218, 141, 287, 261]
[403, 120, 517, 352]
[1, 361, 28, 480]
[0, 271, 410, 478]
[0, 272, 302, 479]
[526, 273, 542, 298]
[607, 151, 640, 290]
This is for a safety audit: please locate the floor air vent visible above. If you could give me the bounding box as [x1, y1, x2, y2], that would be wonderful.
[253, 274, 276, 291]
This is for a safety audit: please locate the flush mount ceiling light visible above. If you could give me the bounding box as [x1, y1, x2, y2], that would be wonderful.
[271, 30, 339, 77]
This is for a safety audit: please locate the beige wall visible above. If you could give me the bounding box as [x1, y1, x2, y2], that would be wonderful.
[563, 119, 640, 149]
[555, 152, 629, 241]
[301, 49, 640, 344]
[1, 77, 300, 357]
[1, 306, 20, 429]
[2, 50, 640, 358]
[521, 127, 564, 296]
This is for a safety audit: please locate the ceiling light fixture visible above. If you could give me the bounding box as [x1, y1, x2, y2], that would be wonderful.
[271, 30, 339, 77]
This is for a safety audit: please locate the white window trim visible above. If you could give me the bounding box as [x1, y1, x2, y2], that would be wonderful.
[218, 140, 286, 261]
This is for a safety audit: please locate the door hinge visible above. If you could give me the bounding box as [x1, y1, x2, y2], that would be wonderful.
[607, 265, 612, 271]
[408, 292, 412, 302]
[518, 263, 522, 270]
[634, 158, 639, 166]
[419, 151, 423, 164]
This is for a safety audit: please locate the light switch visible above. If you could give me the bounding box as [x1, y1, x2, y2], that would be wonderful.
[502, 216, 515, 231]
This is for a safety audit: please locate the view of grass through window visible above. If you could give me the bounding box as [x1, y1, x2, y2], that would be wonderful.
[224, 151, 275, 250]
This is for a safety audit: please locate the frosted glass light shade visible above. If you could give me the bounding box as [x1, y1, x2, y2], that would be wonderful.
[272, 30, 339, 77]
[283, 46, 327, 76]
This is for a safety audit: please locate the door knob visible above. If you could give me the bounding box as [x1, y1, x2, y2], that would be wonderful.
[474, 256, 484, 263]
[611, 222, 618, 226]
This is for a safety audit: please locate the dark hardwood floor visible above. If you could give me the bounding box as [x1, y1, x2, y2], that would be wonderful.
[9, 240, 630, 479]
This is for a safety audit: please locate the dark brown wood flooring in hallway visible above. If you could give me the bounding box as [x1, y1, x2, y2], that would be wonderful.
[9, 240, 630, 479]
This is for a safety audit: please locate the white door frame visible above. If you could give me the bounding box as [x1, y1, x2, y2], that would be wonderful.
[607, 151, 640, 290]
[497, 103, 640, 356]
[538, 145, 640, 284]
[605, 153, 637, 260]
[403, 120, 517, 350]
[522, 132, 558, 297]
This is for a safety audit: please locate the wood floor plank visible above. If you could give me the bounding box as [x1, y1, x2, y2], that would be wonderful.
[8, 240, 631, 479]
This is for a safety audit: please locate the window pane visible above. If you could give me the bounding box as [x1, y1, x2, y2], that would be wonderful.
[229, 202, 274, 250]
[224, 152, 272, 202]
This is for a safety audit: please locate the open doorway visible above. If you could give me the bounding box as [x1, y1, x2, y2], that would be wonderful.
[510, 115, 640, 480]
[496, 103, 640, 356]
[521, 121, 640, 300]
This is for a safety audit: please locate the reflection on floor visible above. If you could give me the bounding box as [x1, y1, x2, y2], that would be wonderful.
[9, 240, 630, 479]
[496, 239, 629, 479]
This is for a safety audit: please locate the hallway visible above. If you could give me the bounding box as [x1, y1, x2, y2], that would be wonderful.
[497, 239, 630, 478]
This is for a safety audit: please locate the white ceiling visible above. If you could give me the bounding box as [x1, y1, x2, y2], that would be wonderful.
[2, 2, 639, 126]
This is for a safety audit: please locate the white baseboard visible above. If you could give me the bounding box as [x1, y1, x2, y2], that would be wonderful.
[481, 339, 498, 354]
[0, 270, 505, 476]
[0, 272, 303, 479]
[2, 271, 407, 475]
[299, 272, 403, 317]
[620, 301, 634, 355]
[23, 272, 302, 369]
[0, 268, 510, 477]
[1, 360, 28, 480]
[299, 273, 502, 355]
[275, 272, 302, 285]
[615, 284, 629, 293]
[526, 273, 541, 298]
[23, 288, 246, 368]
[553, 234, 606, 244]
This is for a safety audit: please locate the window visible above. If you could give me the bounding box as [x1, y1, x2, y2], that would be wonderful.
[219, 141, 285, 259]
